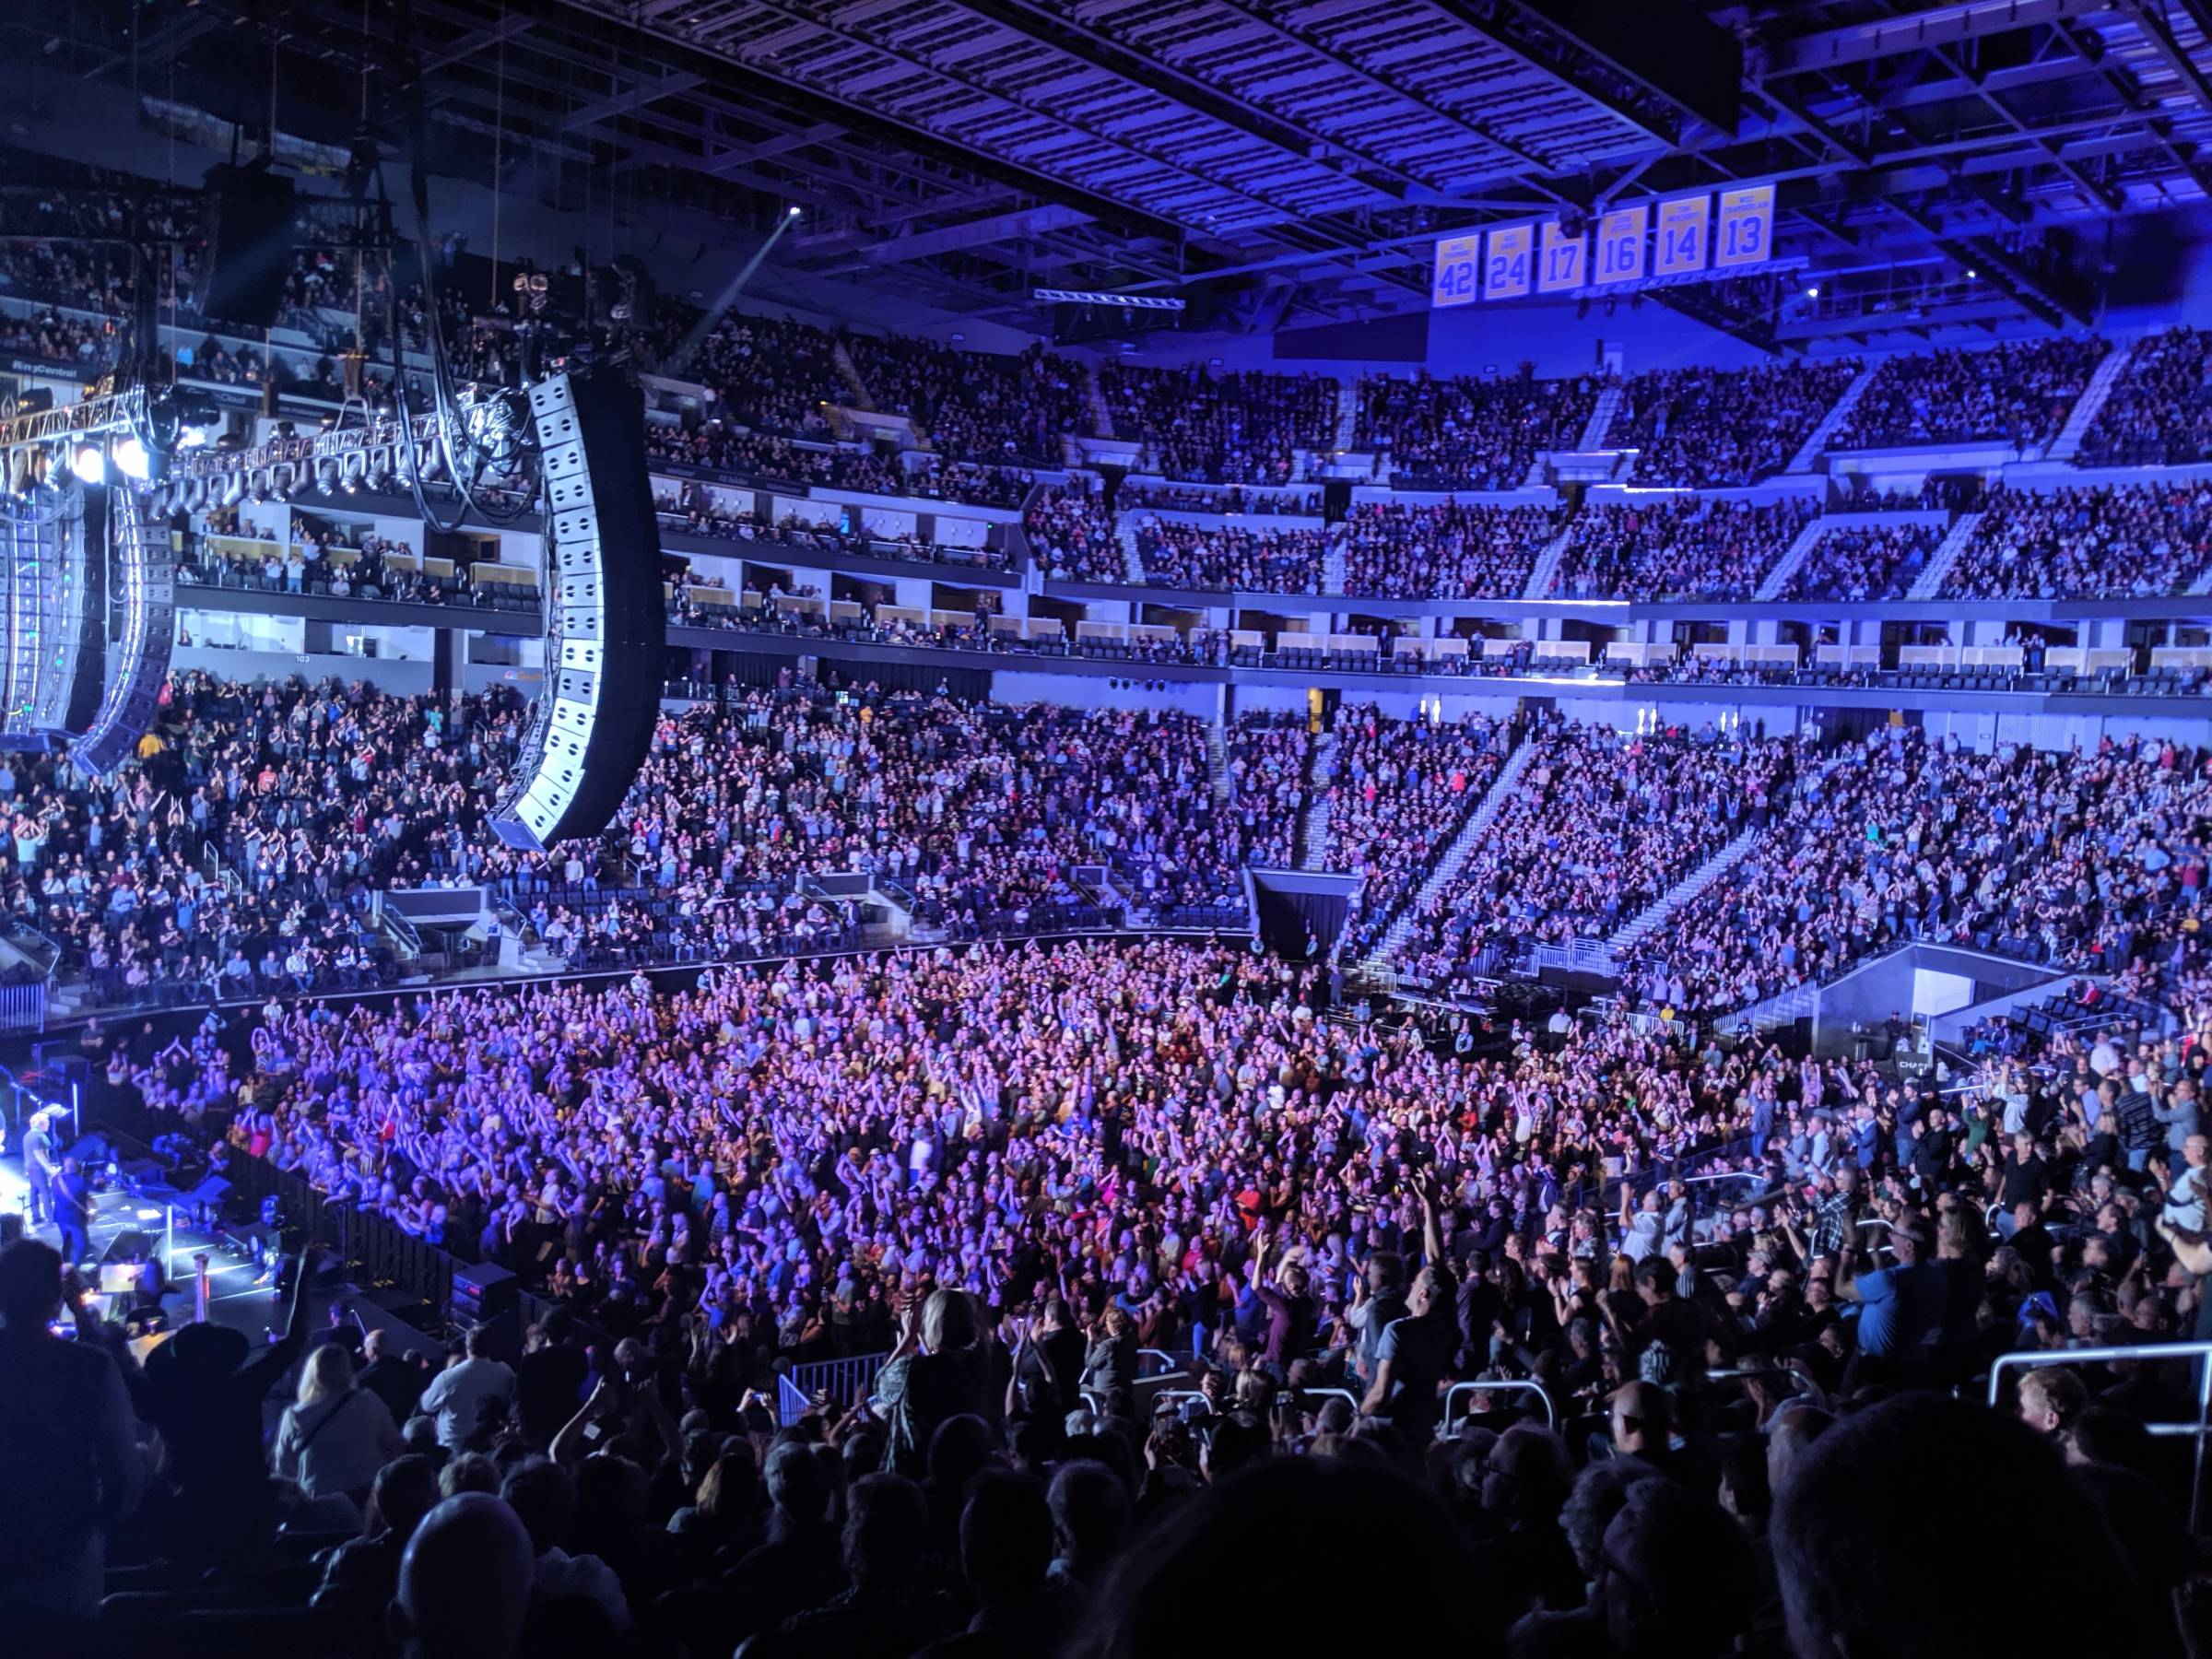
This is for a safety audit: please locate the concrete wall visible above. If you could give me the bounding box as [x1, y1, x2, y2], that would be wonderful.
[1809, 945, 2066, 1056]
[171, 645, 436, 698]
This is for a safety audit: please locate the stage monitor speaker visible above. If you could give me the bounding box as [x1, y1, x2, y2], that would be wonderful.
[0, 1214, 22, 1247]
[449, 1257, 520, 1326]
[200, 163, 299, 330]
[102, 1229, 152, 1263]
[490, 368, 664, 852]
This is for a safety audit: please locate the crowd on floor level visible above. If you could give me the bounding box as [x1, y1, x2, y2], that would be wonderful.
[18, 923, 2212, 1655]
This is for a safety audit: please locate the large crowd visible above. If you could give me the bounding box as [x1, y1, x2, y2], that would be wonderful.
[1620, 724, 2212, 1018]
[1100, 363, 1336, 485]
[1128, 515, 1328, 594]
[1612, 361, 1860, 488]
[1357, 370, 1601, 488]
[1398, 721, 1793, 979]
[1775, 519, 1943, 603]
[1339, 500, 1562, 599]
[1830, 336, 2108, 453]
[2078, 325, 2212, 468]
[20, 911, 2212, 1655]
[1549, 496, 1819, 601]
[1944, 481, 2212, 599]
[846, 336, 1089, 466]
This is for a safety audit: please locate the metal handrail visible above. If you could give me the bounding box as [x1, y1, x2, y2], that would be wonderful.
[1988, 1340, 2212, 1527]
[1443, 1378, 1556, 1429]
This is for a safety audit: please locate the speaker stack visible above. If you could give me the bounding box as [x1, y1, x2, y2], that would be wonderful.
[490, 368, 665, 852]
[199, 163, 299, 331]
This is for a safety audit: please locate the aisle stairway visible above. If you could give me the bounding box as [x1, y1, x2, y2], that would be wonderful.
[1905, 511, 1984, 600]
[1521, 524, 1577, 599]
[1086, 360, 1115, 438]
[1578, 382, 1623, 452]
[1332, 382, 1359, 453]
[1785, 359, 1879, 471]
[831, 341, 875, 410]
[1298, 729, 1341, 869]
[1608, 825, 1761, 954]
[2044, 339, 2135, 462]
[1118, 517, 1147, 582]
[1206, 723, 1230, 803]
[1753, 516, 1832, 601]
[1355, 738, 1537, 978]
[1322, 527, 1347, 595]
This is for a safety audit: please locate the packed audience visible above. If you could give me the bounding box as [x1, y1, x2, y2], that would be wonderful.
[1130, 514, 1327, 594]
[1100, 363, 1335, 485]
[28, 912, 2212, 1657]
[1775, 519, 1943, 603]
[1321, 708, 1520, 962]
[1945, 481, 2212, 599]
[1339, 499, 1562, 600]
[2078, 325, 2212, 468]
[1549, 495, 1818, 601]
[1830, 336, 2107, 453]
[1023, 486, 1124, 583]
[1115, 482, 1317, 516]
[1357, 369, 1602, 488]
[1612, 360, 1860, 487]
[1630, 724, 2212, 1015]
[678, 312, 845, 438]
[846, 336, 1088, 465]
[1399, 720, 1794, 978]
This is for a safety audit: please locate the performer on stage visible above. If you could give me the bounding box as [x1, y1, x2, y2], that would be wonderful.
[52, 1153, 91, 1267]
[20, 1105, 59, 1228]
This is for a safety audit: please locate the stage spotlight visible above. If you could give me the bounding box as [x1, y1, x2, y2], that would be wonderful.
[72, 444, 105, 481]
[112, 435, 150, 481]
[786, 206, 803, 218]
[1805, 285, 1819, 299]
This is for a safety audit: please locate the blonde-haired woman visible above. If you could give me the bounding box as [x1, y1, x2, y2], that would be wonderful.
[874, 1288, 986, 1477]
[274, 1341, 405, 1507]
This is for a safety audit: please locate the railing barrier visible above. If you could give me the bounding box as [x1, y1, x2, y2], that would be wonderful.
[1988, 1340, 2212, 1528]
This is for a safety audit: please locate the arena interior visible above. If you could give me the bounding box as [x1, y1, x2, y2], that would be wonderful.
[6, 2, 2212, 1654]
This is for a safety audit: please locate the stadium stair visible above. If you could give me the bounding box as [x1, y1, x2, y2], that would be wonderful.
[1297, 729, 1341, 869]
[1576, 382, 1623, 452]
[1117, 517, 1147, 582]
[1904, 510, 1984, 600]
[1332, 382, 1359, 453]
[1358, 737, 1537, 978]
[1206, 724, 1230, 803]
[1753, 515, 1832, 601]
[830, 341, 876, 412]
[1086, 360, 1115, 438]
[2044, 338, 2136, 462]
[1322, 527, 1347, 595]
[1607, 824, 1761, 954]
[1785, 359, 1879, 472]
[1521, 522, 1577, 599]
[1715, 979, 1824, 1038]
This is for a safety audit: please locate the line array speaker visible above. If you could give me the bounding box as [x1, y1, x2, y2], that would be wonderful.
[199, 164, 299, 332]
[490, 368, 664, 852]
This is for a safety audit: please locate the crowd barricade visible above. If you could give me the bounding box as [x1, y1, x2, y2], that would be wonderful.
[1442, 1378, 1555, 1428]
